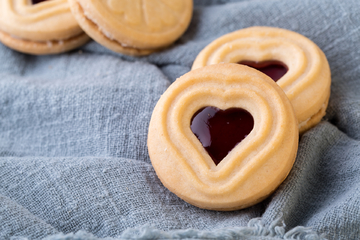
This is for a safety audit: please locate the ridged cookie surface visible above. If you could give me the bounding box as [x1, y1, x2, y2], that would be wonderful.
[0, 0, 89, 54]
[192, 27, 331, 133]
[148, 63, 299, 211]
[68, 0, 193, 55]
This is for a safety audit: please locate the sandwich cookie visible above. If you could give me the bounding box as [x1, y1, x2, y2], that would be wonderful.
[0, 0, 90, 55]
[68, 0, 193, 56]
[192, 27, 331, 134]
[148, 63, 299, 211]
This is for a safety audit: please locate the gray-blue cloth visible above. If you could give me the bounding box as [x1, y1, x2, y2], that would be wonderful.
[1, 0, 359, 239]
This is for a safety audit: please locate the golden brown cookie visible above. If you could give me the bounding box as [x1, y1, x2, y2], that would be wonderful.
[68, 0, 193, 56]
[0, 0, 90, 55]
[192, 26, 331, 134]
[148, 63, 299, 211]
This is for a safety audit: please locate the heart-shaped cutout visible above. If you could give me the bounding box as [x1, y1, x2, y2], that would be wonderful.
[238, 60, 288, 82]
[148, 63, 299, 211]
[191, 106, 254, 165]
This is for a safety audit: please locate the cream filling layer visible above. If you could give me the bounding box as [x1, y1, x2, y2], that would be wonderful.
[82, 6, 157, 53]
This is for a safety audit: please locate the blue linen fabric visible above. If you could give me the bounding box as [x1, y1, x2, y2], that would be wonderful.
[1, 0, 360, 239]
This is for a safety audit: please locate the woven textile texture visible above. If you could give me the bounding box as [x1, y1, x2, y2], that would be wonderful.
[1, 0, 360, 239]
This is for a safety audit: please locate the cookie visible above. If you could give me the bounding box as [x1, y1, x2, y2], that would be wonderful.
[148, 63, 299, 211]
[0, 0, 90, 55]
[68, 0, 193, 56]
[192, 26, 331, 134]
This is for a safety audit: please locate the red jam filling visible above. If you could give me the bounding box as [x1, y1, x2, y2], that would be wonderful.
[190, 106, 254, 165]
[31, 0, 49, 4]
[238, 60, 288, 82]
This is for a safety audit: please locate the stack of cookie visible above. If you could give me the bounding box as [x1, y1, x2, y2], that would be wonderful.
[0, 0, 89, 55]
[0, 0, 193, 55]
[148, 27, 331, 211]
[68, 0, 193, 56]
[0, 0, 332, 211]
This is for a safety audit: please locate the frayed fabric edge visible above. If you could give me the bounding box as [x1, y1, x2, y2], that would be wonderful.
[36, 217, 326, 240]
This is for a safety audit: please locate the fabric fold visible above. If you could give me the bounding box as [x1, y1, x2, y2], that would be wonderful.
[1, 0, 360, 239]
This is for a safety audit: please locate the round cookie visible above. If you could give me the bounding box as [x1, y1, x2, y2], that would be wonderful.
[68, 0, 193, 56]
[0, 0, 90, 55]
[148, 63, 299, 211]
[192, 26, 331, 134]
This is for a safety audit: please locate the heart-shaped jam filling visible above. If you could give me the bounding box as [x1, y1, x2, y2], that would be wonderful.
[31, 0, 49, 4]
[238, 60, 288, 82]
[191, 106, 254, 165]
